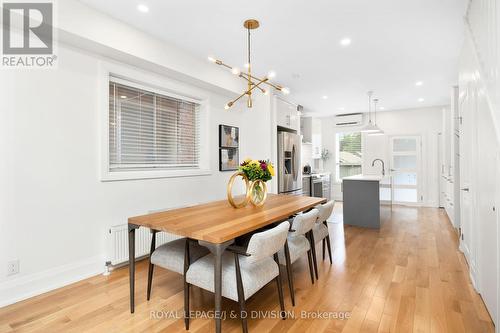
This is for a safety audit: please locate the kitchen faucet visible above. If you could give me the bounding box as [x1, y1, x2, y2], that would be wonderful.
[372, 159, 385, 176]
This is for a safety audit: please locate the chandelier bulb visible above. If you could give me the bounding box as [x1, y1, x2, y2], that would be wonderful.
[231, 67, 240, 75]
[281, 87, 290, 95]
[267, 71, 276, 79]
[208, 56, 216, 63]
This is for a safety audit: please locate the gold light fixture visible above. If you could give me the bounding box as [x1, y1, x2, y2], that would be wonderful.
[208, 19, 290, 110]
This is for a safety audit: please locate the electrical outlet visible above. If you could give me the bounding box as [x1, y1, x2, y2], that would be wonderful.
[7, 260, 19, 276]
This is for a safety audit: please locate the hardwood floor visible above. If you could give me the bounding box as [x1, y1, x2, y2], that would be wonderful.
[0, 205, 495, 333]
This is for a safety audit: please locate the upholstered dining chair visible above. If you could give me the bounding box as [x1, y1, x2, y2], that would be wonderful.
[310, 200, 335, 279]
[146, 205, 209, 301]
[185, 221, 290, 333]
[278, 208, 319, 305]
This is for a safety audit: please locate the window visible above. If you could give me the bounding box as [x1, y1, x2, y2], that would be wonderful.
[336, 132, 362, 181]
[108, 79, 200, 172]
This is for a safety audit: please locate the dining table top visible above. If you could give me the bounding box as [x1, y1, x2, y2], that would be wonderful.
[128, 194, 327, 244]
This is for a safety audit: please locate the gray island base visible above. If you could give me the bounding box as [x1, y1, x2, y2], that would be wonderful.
[342, 175, 392, 229]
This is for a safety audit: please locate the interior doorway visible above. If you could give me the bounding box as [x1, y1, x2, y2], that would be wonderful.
[389, 136, 422, 205]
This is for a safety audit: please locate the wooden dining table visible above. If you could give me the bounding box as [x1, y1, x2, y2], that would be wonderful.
[128, 193, 326, 333]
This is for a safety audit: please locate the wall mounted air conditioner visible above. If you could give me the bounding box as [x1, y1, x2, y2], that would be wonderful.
[335, 113, 363, 127]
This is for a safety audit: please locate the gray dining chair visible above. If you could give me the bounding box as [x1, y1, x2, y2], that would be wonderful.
[278, 208, 319, 305]
[146, 205, 209, 301]
[184, 221, 290, 333]
[310, 200, 335, 279]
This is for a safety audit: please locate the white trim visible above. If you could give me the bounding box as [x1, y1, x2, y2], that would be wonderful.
[0, 255, 105, 308]
[460, 241, 479, 290]
[98, 61, 212, 181]
[109, 75, 204, 105]
[102, 168, 212, 182]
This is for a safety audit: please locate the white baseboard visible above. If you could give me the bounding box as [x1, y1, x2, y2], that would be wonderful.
[0, 254, 105, 308]
[459, 242, 479, 291]
[423, 200, 440, 208]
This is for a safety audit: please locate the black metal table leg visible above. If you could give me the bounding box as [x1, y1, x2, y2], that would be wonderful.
[199, 240, 233, 333]
[128, 223, 139, 313]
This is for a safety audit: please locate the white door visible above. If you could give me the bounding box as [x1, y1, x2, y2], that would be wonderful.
[389, 136, 421, 205]
[459, 84, 475, 268]
[460, 72, 498, 325]
[475, 84, 498, 325]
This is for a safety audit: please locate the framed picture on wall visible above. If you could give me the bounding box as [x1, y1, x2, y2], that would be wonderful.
[219, 147, 239, 171]
[219, 124, 239, 171]
[219, 124, 239, 148]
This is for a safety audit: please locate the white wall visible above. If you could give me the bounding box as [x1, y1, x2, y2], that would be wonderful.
[301, 144, 313, 170]
[321, 107, 443, 206]
[0, 7, 275, 306]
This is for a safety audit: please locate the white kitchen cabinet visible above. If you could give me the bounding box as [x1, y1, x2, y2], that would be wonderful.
[301, 117, 313, 143]
[440, 86, 460, 229]
[312, 118, 322, 159]
[451, 86, 461, 228]
[275, 96, 299, 131]
[301, 116, 322, 158]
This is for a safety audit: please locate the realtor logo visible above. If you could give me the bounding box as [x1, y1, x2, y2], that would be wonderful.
[2, 1, 57, 68]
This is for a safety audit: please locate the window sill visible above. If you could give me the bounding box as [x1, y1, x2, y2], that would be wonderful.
[101, 168, 212, 182]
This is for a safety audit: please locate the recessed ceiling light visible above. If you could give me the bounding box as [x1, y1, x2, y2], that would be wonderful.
[338, 107, 345, 111]
[379, 106, 385, 110]
[418, 98, 424, 102]
[137, 4, 149, 13]
[415, 81, 423, 86]
[340, 38, 351, 47]
[120, 95, 127, 99]
[322, 95, 328, 100]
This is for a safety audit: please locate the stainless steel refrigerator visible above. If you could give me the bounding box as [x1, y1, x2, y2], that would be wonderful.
[278, 131, 302, 195]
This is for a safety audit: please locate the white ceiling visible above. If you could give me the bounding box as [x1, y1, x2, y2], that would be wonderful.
[79, 0, 468, 115]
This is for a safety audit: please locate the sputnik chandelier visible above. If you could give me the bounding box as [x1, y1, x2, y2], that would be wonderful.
[208, 19, 290, 110]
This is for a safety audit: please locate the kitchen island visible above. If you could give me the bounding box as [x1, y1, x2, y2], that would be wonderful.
[342, 175, 392, 228]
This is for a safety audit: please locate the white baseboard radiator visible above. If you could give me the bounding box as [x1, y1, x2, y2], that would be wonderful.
[109, 225, 181, 265]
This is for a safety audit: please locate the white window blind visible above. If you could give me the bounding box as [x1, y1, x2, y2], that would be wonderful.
[336, 132, 362, 180]
[109, 79, 200, 171]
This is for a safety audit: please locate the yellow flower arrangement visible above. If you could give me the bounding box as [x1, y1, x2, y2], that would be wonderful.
[239, 158, 275, 182]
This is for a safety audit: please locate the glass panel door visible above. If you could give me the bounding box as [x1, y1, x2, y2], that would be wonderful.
[390, 136, 421, 204]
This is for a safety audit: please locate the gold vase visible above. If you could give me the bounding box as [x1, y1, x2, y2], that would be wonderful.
[227, 172, 268, 208]
[249, 179, 268, 207]
[227, 172, 251, 208]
